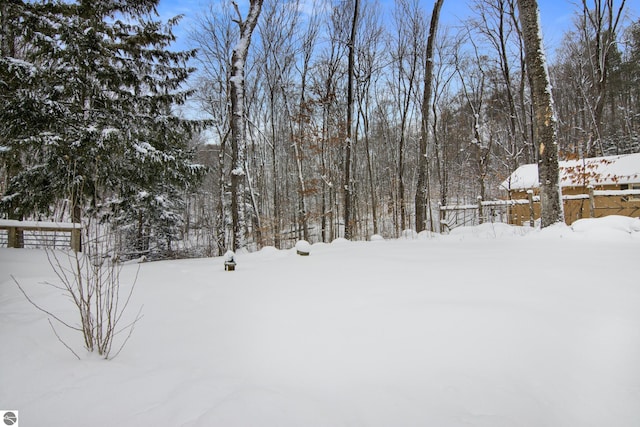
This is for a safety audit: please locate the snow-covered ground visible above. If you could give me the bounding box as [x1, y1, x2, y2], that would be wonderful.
[2, 217, 640, 426]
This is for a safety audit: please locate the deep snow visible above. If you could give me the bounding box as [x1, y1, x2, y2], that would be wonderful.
[1, 217, 640, 426]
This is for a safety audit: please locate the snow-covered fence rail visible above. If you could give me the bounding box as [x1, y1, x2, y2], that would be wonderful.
[278, 226, 320, 247]
[0, 220, 82, 252]
[439, 198, 527, 232]
[440, 188, 640, 232]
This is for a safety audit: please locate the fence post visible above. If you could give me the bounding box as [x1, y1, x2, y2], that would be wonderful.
[477, 196, 483, 225]
[71, 228, 82, 252]
[7, 227, 25, 248]
[8, 227, 17, 248]
[527, 190, 535, 227]
[588, 185, 595, 218]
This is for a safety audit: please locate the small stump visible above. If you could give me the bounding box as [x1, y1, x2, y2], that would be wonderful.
[224, 250, 236, 271]
[295, 240, 311, 256]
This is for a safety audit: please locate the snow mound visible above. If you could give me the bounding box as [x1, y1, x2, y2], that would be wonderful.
[223, 250, 235, 262]
[449, 222, 529, 239]
[331, 237, 350, 245]
[526, 222, 574, 240]
[572, 215, 640, 236]
[258, 246, 280, 255]
[370, 234, 384, 241]
[400, 229, 418, 239]
[295, 240, 311, 254]
[417, 230, 439, 240]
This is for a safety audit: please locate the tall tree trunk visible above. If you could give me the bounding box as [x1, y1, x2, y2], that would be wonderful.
[281, 88, 308, 243]
[517, 0, 564, 227]
[415, 0, 444, 233]
[270, 94, 281, 248]
[511, 4, 535, 164]
[359, 90, 378, 235]
[498, 0, 522, 169]
[322, 110, 329, 243]
[344, 0, 359, 240]
[294, 93, 310, 242]
[217, 136, 227, 255]
[229, 0, 263, 250]
[294, 7, 319, 243]
[398, 61, 418, 232]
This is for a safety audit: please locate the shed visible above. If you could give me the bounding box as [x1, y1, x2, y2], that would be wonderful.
[500, 153, 640, 225]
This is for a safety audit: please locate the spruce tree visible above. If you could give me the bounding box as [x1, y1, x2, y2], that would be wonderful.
[1, 0, 204, 243]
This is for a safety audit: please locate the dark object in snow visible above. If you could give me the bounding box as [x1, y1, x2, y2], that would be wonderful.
[295, 240, 311, 256]
[224, 260, 236, 271]
[224, 251, 236, 271]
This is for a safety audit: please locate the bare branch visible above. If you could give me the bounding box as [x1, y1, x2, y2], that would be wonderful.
[48, 319, 81, 360]
[12, 275, 82, 332]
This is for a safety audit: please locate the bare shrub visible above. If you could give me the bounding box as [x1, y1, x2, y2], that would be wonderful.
[13, 227, 143, 360]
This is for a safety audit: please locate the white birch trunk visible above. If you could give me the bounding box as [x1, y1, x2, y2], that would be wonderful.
[229, 0, 263, 250]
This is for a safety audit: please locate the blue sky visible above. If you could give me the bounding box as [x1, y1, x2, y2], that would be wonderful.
[156, 0, 637, 56]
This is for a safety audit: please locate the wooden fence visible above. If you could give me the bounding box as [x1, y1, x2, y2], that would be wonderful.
[440, 188, 640, 232]
[0, 220, 82, 252]
[439, 198, 520, 232]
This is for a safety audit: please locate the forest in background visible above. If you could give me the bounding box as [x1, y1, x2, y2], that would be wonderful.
[187, 0, 639, 253]
[1, 0, 639, 258]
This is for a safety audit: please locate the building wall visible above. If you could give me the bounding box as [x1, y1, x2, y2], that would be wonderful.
[507, 184, 640, 226]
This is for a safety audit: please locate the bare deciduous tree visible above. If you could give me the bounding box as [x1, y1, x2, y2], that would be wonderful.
[415, 0, 444, 233]
[183, 0, 636, 246]
[191, 2, 237, 255]
[229, 0, 263, 250]
[344, 0, 359, 240]
[391, 0, 426, 234]
[580, 0, 626, 156]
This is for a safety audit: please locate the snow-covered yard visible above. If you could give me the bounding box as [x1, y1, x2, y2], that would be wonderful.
[1, 218, 640, 426]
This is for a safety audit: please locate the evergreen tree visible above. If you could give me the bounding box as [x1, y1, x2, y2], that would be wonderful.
[0, 0, 204, 242]
[0, 0, 66, 218]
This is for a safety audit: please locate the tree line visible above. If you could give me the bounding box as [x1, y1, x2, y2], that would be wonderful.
[1, 0, 638, 258]
[188, 0, 637, 253]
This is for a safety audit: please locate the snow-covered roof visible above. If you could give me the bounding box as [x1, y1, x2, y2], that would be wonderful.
[500, 153, 640, 191]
